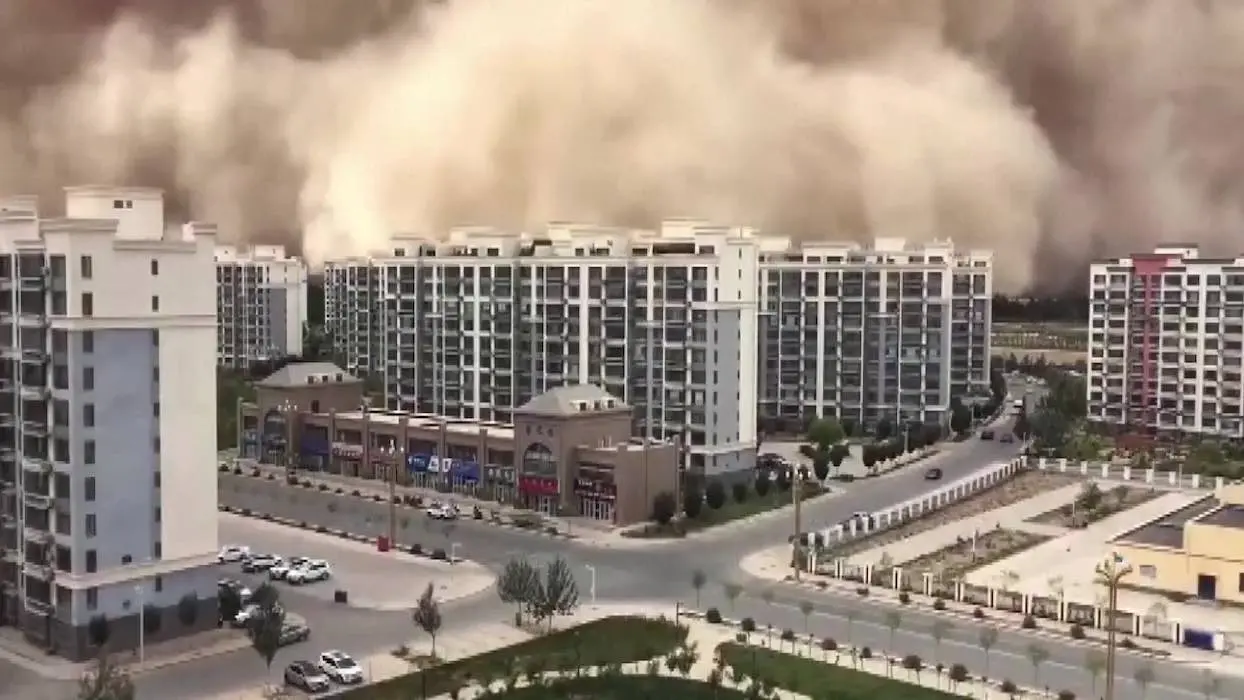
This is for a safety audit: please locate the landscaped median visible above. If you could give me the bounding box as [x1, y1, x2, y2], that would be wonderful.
[336, 616, 688, 699]
[623, 477, 828, 539]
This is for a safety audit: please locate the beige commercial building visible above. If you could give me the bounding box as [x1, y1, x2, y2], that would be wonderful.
[1114, 484, 1244, 603]
[238, 364, 678, 526]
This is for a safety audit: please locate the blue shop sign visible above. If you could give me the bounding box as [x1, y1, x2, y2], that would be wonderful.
[300, 438, 329, 456]
[408, 454, 430, 473]
[453, 461, 480, 483]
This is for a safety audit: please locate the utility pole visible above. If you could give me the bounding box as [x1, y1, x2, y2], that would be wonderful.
[387, 444, 397, 547]
[792, 466, 803, 581]
[1096, 553, 1132, 700]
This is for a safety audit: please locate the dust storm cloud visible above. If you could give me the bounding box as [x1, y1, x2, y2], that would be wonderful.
[0, 0, 1241, 293]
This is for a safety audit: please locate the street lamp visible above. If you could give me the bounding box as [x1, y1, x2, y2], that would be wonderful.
[383, 442, 405, 546]
[449, 542, 460, 564]
[1095, 552, 1133, 700]
[279, 399, 296, 478]
[585, 565, 597, 605]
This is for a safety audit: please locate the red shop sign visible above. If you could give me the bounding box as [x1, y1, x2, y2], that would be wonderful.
[519, 476, 559, 496]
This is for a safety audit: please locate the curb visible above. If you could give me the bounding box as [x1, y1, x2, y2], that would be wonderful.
[221, 469, 578, 540]
[217, 504, 471, 566]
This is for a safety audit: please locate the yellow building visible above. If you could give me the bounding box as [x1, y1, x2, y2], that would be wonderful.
[1114, 484, 1244, 603]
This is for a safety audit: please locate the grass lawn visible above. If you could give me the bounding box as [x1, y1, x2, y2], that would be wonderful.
[481, 674, 750, 699]
[339, 616, 688, 699]
[624, 483, 824, 539]
[716, 643, 962, 700]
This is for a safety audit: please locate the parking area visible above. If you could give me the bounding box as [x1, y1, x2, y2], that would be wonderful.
[218, 513, 495, 611]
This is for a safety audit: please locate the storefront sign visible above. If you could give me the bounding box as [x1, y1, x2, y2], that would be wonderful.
[331, 442, 363, 458]
[573, 477, 616, 500]
[519, 476, 559, 496]
[300, 437, 329, 456]
[486, 466, 516, 486]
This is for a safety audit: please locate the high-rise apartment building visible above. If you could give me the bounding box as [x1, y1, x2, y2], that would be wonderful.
[759, 236, 993, 430]
[1087, 245, 1244, 438]
[325, 222, 993, 478]
[0, 187, 218, 659]
[215, 244, 308, 369]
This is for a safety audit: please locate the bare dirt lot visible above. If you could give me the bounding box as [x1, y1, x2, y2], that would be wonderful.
[896, 528, 1053, 581]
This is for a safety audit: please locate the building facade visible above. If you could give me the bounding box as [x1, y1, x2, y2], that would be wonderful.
[323, 222, 993, 479]
[1087, 246, 1244, 438]
[239, 375, 677, 525]
[0, 187, 219, 660]
[215, 244, 308, 369]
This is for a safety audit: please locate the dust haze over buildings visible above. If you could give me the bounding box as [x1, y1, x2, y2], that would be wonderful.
[1, 0, 1243, 295]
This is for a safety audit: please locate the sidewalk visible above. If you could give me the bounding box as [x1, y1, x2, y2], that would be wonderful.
[842, 484, 1082, 567]
[0, 627, 250, 681]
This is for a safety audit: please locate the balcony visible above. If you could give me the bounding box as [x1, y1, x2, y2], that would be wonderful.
[22, 557, 53, 581]
[18, 385, 48, 401]
[23, 596, 52, 616]
[21, 421, 46, 437]
[17, 315, 47, 329]
[22, 525, 50, 546]
[18, 349, 45, 365]
[18, 272, 46, 293]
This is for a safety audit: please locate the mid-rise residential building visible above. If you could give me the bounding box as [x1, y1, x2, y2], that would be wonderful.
[215, 244, 307, 369]
[1088, 245, 1244, 438]
[0, 187, 218, 659]
[323, 222, 994, 479]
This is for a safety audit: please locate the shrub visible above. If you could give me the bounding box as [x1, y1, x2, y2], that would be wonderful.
[473, 506, 483, 519]
[271, 474, 279, 482]
[1120, 638, 1136, 649]
[860, 647, 872, 659]
[973, 607, 985, 619]
[372, 494, 383, 502]
[1000, 679, 1018, 694]
[299, 521, 308, 529]
[902, 654, 923, 671]
[898, 592, 911, 604]
[933, 598, 947, 611]
[409, 543, 423, 555]
[351, 489, 361, 497]
[250, 468, 260, 477]
[705, 481, 727, 510]
[816, 581, 828, 590]
[431, 548, 448, 560]
[218, 464, 230, 473]
[820, 638, 837, 651]
[1058, 691, 1076, 700]
[706, 608, 723, 624]
[741, 617, 756, 633]
[949, 664, 969, 683]
[736, 632, 748, 643]
[1069, 624, 1085, 640]
[856, 586, 869, 597]
[232, 467, 242, 475]
[780, 628, 796, 642]
[731, 481, 749, 504]
[315, 525, 328, 533]
[1022, 615, 1037, 629]
[545, 526, 560, 536]
[335, 487, 344, 494]
[318, 484, 328, 491]
[301, 479, 313, 488]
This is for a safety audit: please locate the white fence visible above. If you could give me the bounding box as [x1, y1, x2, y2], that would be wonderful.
[1032, 457, 1224, 492]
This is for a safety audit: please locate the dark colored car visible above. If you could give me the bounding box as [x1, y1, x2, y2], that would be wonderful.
[924, 468, 943, 480]
[980, 430, 995, 440]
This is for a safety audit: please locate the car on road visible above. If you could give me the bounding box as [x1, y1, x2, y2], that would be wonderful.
[279, 620, 312, 646]
[217, 578, 253, 604]
[270, 556, 310, 581]
[241, 554, 283, 573]
[980, 429, 995, 440]
[318, 650, 364, 684]
[217, 545, 250, 563]
[425, 502, 459, 520]
[284, 660, 330, 693]
[1000, 433, 1015, 444]
[924, 467, 943, 480]
[233, 602, 285, 628]
[287, 560, 332, 585]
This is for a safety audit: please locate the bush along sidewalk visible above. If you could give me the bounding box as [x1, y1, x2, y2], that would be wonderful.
[220, 464, 577, 539]
[217, 504, 467, 565]
[768, 574, 1172, 660]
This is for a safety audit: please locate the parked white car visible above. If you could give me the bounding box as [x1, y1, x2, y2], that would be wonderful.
[233, 602, 284, 628]
[217, 545, 250, 563]
[318, 650, 364, 684]
[425, 502, 459, 520]
[270, 556, 310, 581]
[287, 561, 332, 585]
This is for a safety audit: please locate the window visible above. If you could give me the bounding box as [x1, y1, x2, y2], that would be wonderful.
[151, 295, 159, 312]
[81, 292, 93, 317]
[84, 477, 95, 502]
[84, 440, 96, 465]
[80, 256, 92, 279]
[153, 436, 160, 454]
[152, 330, 159, 346]
[154, 576, 163, 593]
[153, 402, 160, 417]
[153, 541, 162, 559]
[86, 588, 98, 610]
[83, 403, 95, 428]
[1239, 573, 1244, 593]
[150, 259, 159, 276]
[85, 514, 96, 538]
[85, 550, 97, 573]
[1139, 565, 1157, 579]
[153, 470, 161, 488]
[82, 367, 94, 391]
[83, 331, 94, 354]
[152, 365, 159, 382]
[154, 507, 161, 523]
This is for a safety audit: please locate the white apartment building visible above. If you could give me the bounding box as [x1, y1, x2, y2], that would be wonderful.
[325, 222, 994, 478]
[215, 244, 307, 368]
[1088, 245, 1244, 438]
[759, 236, 993, 431]
[0, 187, 218, 660]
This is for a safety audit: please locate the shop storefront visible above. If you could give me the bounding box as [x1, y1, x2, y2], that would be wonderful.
[299, 435, 330, 471]
[485, 465, 517, 504]
[519, 475, 559, 515]
[331, 442, 363, 476]
[574, 476, 616, 522]
[240, 428, 261, 460]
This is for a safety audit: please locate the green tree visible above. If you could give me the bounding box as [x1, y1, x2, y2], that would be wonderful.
[812, 452, 830, 481]
[829, 443, 849, 470]
[1026, 643, 1050, 689]
[1084, 649, 1106, 696]
[723, 582, 743, 616]
[683, 484, 704, 519]
[497, 559, 540, 624]
[705, 481, 727, 510]
[950, 401, 972, 435]
[1133, 664, 1156, 700]
[806, 418, 844, 451]
[247, 583, 285, 673]
[875, 418, 893, 441]
[930, 620, 953, 666]
[651, 491, 677, 525]
[754, 474, 771, 497]
[526, 556, 580, 631]
[884, 610, 902, 658]
[412, 582, 443, 657]
[798, 600, 814, 635]
[77, 647, 135, 700]
[978, 626, 999, 680]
